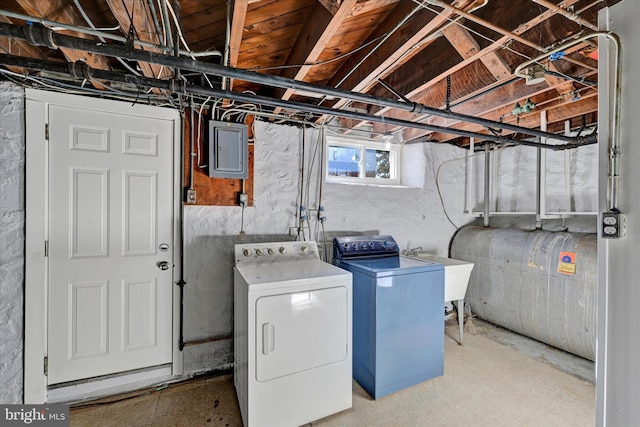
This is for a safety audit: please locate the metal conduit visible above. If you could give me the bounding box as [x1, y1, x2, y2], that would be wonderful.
[0, 21, 596, 146]
[0, 53, 595, 151]
[515, 31, 622, 211]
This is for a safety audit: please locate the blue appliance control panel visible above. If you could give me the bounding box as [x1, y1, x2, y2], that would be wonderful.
[333, 235, 399, 263]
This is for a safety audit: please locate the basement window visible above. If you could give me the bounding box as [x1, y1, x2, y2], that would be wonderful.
[325, 135, 400, 185]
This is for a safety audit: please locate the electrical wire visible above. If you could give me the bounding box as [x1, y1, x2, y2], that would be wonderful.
[164, 0, 192, 57]
[245, 33, 390, 72]
[434, 144, 511, 231]
[196, 96, 210, 168]
[0, 68, 174, 105]
[412, 0, 535, 62]
[72, 0, 142, 77]
[413, 0, 597, 87]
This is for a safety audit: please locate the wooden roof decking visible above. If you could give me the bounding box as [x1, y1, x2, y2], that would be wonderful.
[0, 0, 616, 145]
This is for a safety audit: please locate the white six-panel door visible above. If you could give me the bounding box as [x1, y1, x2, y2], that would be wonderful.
[47, 104, 174, 384]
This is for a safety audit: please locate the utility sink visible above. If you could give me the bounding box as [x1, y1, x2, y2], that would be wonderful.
[406, 253, 474, 345]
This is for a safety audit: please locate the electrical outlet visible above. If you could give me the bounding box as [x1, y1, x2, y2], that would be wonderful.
[602, 211, 625, 238]
[186, 189, 197, 204]
[238, 193, 248, 207]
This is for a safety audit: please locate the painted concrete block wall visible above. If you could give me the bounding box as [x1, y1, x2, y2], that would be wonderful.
[0, 82, 25, 403]
[181, 122, 477, 373]
[181, 120, 598, 375]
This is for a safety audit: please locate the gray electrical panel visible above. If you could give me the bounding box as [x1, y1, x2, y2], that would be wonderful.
[208, 120, 248, 179]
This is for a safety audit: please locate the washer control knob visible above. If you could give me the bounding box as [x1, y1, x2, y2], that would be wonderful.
[279, 247, 287, 254]
[243, 249, 252, 257]
[256, 248, 264, 256]
[369, 241, 375, 248]
[343, 243, 350, 250]
[300, 245, 309, 253]
[267, 248, 275, 255]
[383, 240, 393, 249]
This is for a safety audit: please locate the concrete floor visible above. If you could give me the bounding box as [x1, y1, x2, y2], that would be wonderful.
[69, 321, 595, 427]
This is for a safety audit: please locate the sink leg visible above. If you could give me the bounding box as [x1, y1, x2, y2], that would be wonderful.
[457, 299, 464, 346]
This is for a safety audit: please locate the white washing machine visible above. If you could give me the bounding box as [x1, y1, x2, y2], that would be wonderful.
[233, 240, 352, 427]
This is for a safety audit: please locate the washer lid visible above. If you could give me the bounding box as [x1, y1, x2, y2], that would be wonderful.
[339, 256, 443, 277]
[235, 258, 351, 289]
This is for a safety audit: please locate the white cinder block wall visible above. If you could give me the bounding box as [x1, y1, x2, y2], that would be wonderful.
[0, 81, 597, 400]
[0, 82, 25, 404]
[181, 121, 477, 373]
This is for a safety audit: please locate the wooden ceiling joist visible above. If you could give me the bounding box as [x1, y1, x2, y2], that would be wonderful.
[272, 0, 358, 111]
[314, 0, 478, 123]
[0, 0, 605, 147]
[404, 91, 597, 143]
[347, 0, 590, 141]
[227, 0, 248, 90]
[441, 23, 511, 80]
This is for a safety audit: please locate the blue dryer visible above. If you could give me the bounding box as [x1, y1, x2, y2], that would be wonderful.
[333, 235, 444, 400]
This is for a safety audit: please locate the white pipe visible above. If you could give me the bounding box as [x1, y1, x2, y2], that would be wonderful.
[159, 0, 174, 52]
[465, 138, 475, 214]
[222, 0, 232, 90]
[483, 144, 490, 227]
[564, 121, 573, 212]
[536, 111, 548, 228]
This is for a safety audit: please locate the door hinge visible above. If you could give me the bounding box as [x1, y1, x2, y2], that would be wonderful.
[44, 240, 48, 257]
[45, 123, 49, 141]
[44, 356, 48, 376]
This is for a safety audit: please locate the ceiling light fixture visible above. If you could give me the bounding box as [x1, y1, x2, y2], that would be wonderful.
[525, 64, 546, 86]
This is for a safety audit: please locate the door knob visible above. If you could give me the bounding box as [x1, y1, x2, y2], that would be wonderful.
[157, 261, 170, 270]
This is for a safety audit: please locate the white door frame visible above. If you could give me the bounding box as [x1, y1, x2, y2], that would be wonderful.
[24, 89, 183, 403]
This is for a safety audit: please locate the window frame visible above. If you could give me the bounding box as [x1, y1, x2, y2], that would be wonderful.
[324, 135, 401, 186]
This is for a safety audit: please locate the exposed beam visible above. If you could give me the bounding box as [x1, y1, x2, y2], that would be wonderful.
[441, 23, 510, 80]
[318, 0, 340, 15]
[383, 65, 595, 136]
[0, 50, 592, 150]
[314, 0, 478, 123]
[330, 0, 477, 93]
[405, 91, 598, 143]
[341, 0, 581, 132]
[529, 0, 598, 31]
[273, 0, 358, 112]
[0, 20, 592, 146]
[15, 0, 111, 74]
[227, 0, 248, 90]
[345, 0, 587, 135]
[105, 0, 171, 80]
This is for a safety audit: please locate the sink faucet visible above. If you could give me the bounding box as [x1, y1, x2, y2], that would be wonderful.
[404, 246, 422, 256]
